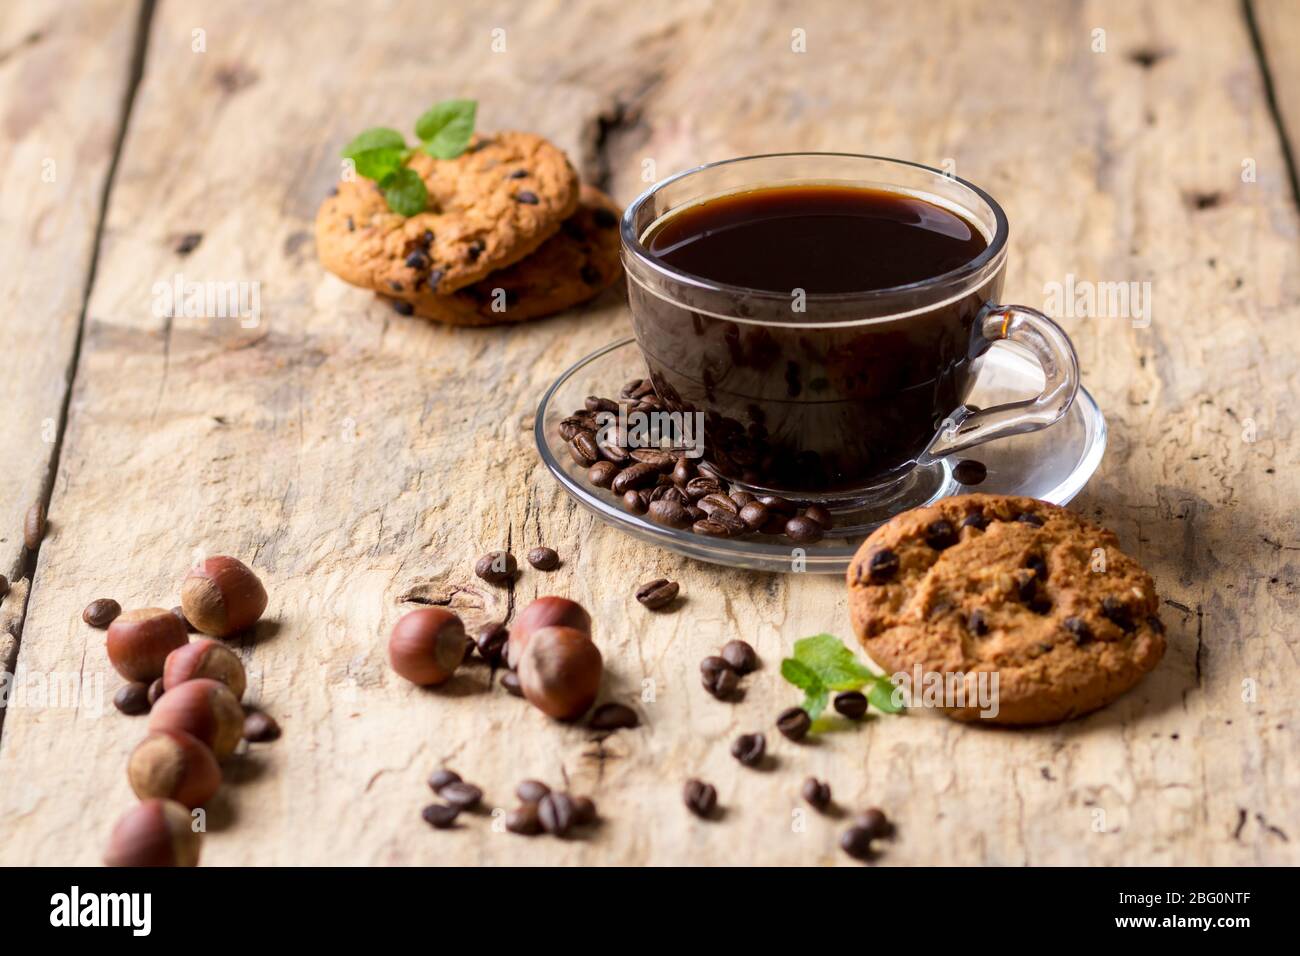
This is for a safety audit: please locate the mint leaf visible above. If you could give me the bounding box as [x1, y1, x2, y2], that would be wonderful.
[379, 167, 427, 216]
[792, 633, 877, 690]
[350, 146, 407, 182]
[416, 99, 476, 159]
[342, 127, 406, 158]
[867, 676, 904, 714]
[780, 657, 828, 719]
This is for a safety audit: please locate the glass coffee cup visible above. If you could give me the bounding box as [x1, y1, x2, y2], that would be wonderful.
[619, 153, 1079, 506]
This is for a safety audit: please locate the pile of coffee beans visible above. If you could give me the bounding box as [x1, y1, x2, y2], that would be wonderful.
[561, 381, 836, 545]
[839, 807, 893, 861]
[699, 639, 759, 701]
[473, 545, 562, 588]
[503, 779, 598, 837]
[423, 768, 485, 829]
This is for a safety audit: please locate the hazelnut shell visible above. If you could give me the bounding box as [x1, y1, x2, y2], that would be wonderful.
[105, 608, 189, 682]
[388, 608, 467, 686]
[507, 597, 592, 668]
[127, 729, 222, 809]
[103, 798, 201, 867]
[517, 625, 603, 721]
[147, 677, 244, 759]
[163, 638, 247, 700]
[181, 556, 268, 637]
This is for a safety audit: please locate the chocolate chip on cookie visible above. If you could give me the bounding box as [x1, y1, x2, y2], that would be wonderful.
[846, 493, 1165, 726]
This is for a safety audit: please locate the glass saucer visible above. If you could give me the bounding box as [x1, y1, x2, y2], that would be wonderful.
[535, 337, 1106, 574]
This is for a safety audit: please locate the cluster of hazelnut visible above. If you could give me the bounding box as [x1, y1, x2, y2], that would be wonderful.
[99, 556, 277, 867]
[388, 595, 604, 722]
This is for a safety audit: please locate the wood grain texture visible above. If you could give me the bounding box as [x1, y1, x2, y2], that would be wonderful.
[1254, 0, 1300, 177]
[0, 0, 1297, 866]
[0, 0, 141, 690]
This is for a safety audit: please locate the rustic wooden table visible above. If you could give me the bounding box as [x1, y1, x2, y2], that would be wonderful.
[1, 0, 1297, 866]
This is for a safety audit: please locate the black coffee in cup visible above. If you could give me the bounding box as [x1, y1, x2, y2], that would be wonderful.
[629, 184, 998, 494]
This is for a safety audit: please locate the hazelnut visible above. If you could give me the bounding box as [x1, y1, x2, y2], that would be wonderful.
[127, 729, 222, 809]
[180, 556, 268, 637]
[517, 626, 602, 721]
[163, 638, 247, 699]
[106, 608, 189, 682]
[148, 677, 244, 759]
[104, 798, 201, 867]
[388, 608, 467, 686]
[507, 597, 592, 668]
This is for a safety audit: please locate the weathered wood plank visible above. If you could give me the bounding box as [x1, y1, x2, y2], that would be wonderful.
[0, 1, 141, 707]
[1, 0, 1296, 865]
[1253, 0, 1300, 184]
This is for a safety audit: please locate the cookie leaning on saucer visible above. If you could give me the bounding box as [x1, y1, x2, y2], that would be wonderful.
[391, 185, 623, 326]
[315, 131, 579, 296]
[846, 494, 1165, 725]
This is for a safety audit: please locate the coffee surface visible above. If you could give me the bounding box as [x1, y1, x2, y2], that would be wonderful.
[645, 185, 987, 294]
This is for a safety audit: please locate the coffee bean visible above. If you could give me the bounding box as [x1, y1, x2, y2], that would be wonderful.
[803, 504, 834, 529]
[559, 417, 592, 441]
[475, 622, 509, 665]
[684, 477, 723, 501]
[501, 671, 524, 696]
[588, 702, 639, 730]
[506, 803, 542, 835]
[1064, 617, 1093, 645]
[683, 779, 717, 818]
[622, 489, 649, 515]
[840, 825, 874, 861]
[636, 578, 679, 610]
[924, 519, 958, 550]
[82, 598, 121, 629]
[113, 682, 151, 716]
[649, 482, 683, 504]
[597, 440, 630, 464]
[147, 679, 166, 706]
[428, 768, 462, 792]
[243, 712, 281, 742]
[527, 546, 560, 571]
[474, 550, 517, 585]
[647, 498, 690, 528]
[671, 458, 695, 485]
[704, 508, 747, 536]
[568, 432, 601, 467]
[801, 777, 832, 811]
[538, 792, 576, 835]
[612, 462, 661, 495]
[421, 804, 460, 829]
[685, 505, 706, 523]
[865, 548, 900, 583]
[784, 515, 823, 543]
[588, 460, 619, 488]
[700, 656, 739, 700]
[693, 519, 729, 537]
[516, 779, 550, 803]
[730, 732, 766, 767]
[730, 490, 756, 507]
[630, 448, 675, 470]
[1101, 596, 1135, 632]
[953, 459, 988, 485]
[960, 512, 989, 530]
[833, 690, 868, 719]
[584, 395, 619, 414]
[697, 493, 738, 516]
[572, 795, 597, 825]
[440, 781, 483, 810]
[776, 706, 811, 741]
[738, 501, 769, 531]
[720, 639, 758, 674]
[23, 501, 45, 551]
[968, 609, 989, 636]
[757, 494, 796, 515]
[1016, 511, 1044, 527]
[855, 807, 892, 839]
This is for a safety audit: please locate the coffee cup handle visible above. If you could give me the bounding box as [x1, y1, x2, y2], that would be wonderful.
[918, 304, 1079, 463]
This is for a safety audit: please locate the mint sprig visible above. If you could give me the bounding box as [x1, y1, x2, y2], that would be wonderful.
[780, 633, 902, 721]
[340, 99, 477, 216]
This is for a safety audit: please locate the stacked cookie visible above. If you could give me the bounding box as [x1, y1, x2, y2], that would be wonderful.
[316, 132, 622, 325]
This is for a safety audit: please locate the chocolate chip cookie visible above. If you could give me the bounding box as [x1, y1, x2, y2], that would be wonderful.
[390, 185, 623, 325]
[846, 494, 1165, 725]
[315, 131, 579, 295]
